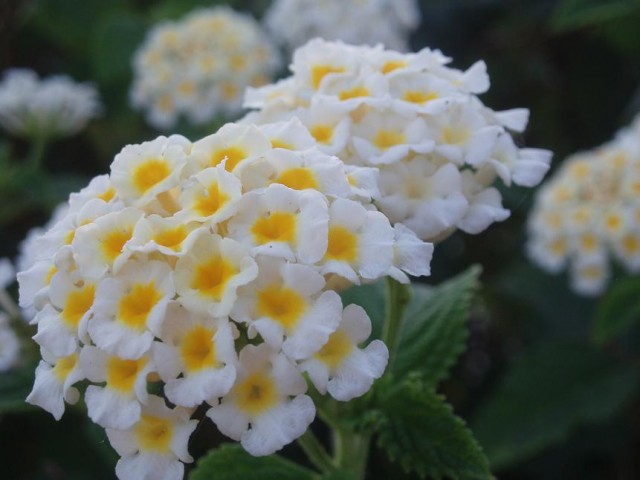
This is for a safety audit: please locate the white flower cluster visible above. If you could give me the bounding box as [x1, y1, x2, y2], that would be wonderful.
[527, 117, 640, 296]
[18, 118, 433, 479]
[0, 258, 20, 372]
[0, 69, 100, 139]
[244, 39, 552, 242]
[264, 0, 420, 52]
[131, 7, 280, 129]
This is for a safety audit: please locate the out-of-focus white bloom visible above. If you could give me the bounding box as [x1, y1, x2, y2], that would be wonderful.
[0, 258, 14, 290]
[19, 117, 432, 473]
[265, 0, 420, 53]
[0, 69, 100, 139]
[0, 313, 20, 372]
[528, 116, 640, 296]
[243, 39, 552, 242]
[130, 7, 280, 129]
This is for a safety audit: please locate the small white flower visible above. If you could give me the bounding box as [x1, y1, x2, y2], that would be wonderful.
[301, 304, 388, 401]
[26, 348, 84, 420]
[107, 395, 198, 480]
[80, 346, 155, 429]
[0, 69, 100, 138]
[207, 344, 315, 456]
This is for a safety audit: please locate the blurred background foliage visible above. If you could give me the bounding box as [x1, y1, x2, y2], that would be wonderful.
[3, 0, 640, 478]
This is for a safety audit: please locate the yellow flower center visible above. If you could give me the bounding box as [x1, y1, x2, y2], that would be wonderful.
[181, 325, 217, 372]
[210, 147, 246, 172]
[256, 285, 306, 331]
[234, 372, 279, 415]
[309, 124, 334, 145]
[326, 226, 358, 262]
[194, 183, 229, 217]
[339, 86, 370, 101]
[315, 330, 353, 369]
[61, 284, 96, 329]
[403, 90, 439, 104]
[251, 212, 297, 245]
[107, 356, 146, 392]
[53, 354, 77, 382]
[101, 227, 133, 263]
[311, 65, 345, 89]
[191, 257, 238, 301]
[132, 159, 171, 195]
[373, 130, 406, 150]
[381, 60, 407, 74]
[275, 168, 318, 191]
[118, 283, 163, 330]
[136, 415, 173, 453]
[153, 225, 189, 251]
[270, 139, 293, 150]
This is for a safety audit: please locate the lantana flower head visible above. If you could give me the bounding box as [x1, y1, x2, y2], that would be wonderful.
[265, 0, 420, 53]
[527, 116, 640, 296]
[243, 39, 552, 242]
[0, 69, 100, 139]
[19, 117, 433, 479]
[130, 7, 280, 129]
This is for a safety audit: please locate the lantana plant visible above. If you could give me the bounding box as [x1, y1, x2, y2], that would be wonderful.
[15, 39, 550, 480]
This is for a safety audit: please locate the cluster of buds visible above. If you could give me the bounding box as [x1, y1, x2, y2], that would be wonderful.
[0, 69, 100, 139]
[528, 116, 640, 295]
[130, 7, 280, 129]
[18, 118, 432, 479]
[264, 0, 420, 53]
[244, 39, 552, 242]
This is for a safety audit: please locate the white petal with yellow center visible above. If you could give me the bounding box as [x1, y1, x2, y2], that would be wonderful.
[89, 260, 174, 359]
[81, 345, 155, 429]
[206, 344, 315, 456]
[107, 395, 197, 480]
[232, 257, 342, 360]
[301, 304, 388, 400]
[154, 304, 237, 407]
[111, 135, 190, 206]
[174, 231, 258, 317]
[227, 183, 329, 264]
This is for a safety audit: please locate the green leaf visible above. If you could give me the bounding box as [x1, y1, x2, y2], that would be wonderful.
[471, 342, 639, 470]
[90, 13, 147, 85]
[0, 365, 36, 413]
[340, 280, 386, 340]
[393, 266, 480, 387]
[551, 0, 640, 31]
[373, 379, 491, 479]
[593, 276, 640, 345]
[190, 443, 316, 480]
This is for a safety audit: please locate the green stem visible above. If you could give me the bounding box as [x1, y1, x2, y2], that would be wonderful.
[333, 428, 371, 480]
[0, 289, 20, 319]
[381, 277, 412, 362]
[27, 134, 48, 171]
[297, 429, 335, 474]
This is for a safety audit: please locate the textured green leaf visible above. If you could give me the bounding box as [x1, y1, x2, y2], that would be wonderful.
[374, 379, 491, 480]
[340, 280, 385, 340]
[0, 365, 36, 413]
[593, 277, 640, 345]
[393, 266, 480, 387]
[471, 342, 639, 470]
[551, 0, 640, 31]
[90, 13, 147, 85]
[190, 443, 316, 480]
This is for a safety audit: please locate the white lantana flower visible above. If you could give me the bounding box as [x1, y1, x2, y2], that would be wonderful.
[0, 69, 100, 139]
[528, 115, 640, 296]
[265, 0, 420, 53]
[130, 7, 279, 129]
[300, 304, 388, 401]
[20, 118, 433, 473]
[243, 39, 552, 242]
[207, 344, 315, 456]
[106, 395, 198, 480]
